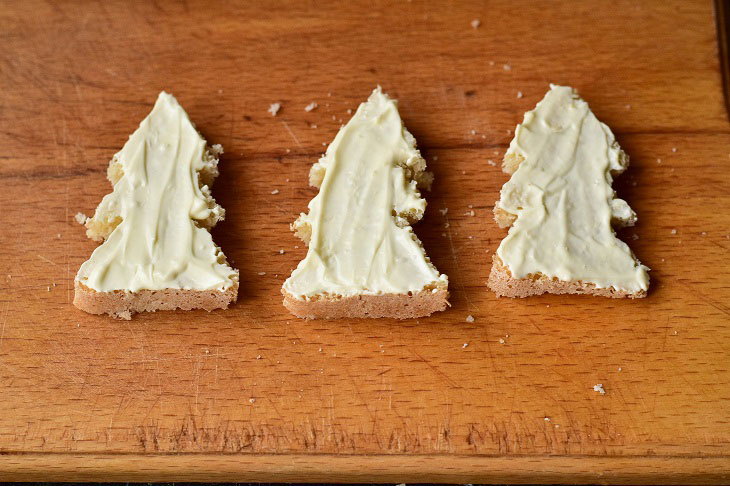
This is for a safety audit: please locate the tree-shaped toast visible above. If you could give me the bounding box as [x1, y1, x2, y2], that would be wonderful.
[489, 85, 649, 298]
[282, 87, 449, 318]
[74, 92, 239, 319]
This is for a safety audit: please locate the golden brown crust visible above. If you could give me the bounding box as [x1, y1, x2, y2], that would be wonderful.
[73, 281, 238, 319]
[487, 254, 646, 299]
[282, 287, 449, 319]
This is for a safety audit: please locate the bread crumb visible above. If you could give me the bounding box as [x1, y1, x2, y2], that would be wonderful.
[256, 355, 262, 359]
[625, 104, 631, 110]
[249, 398, 256, 404]
[701, 231, 707, 236]
[258, 272, 266, 276]
[672, 147, 677, 153]
[517, 91, 523, 99]
[593, 384, 606, 395]
[271, 189, 280, 195]
[318, 347, 323, 352]
[279, 249, 285, 254]
[433, 155, 439, 161]
[631, 234, 639, 240]
[47, 286, 51, 292]
[656, 158, 662, 164]
[503, 64, 511, 71]
[304, 102, 318, 112]
[671, 229, 677, 235]
[444, 222, 450, 228]
[470, 19, 480, 28]
[57, 233, 61, 239]
[310, 123, 317, 129]
[465, 315, 475, 323]
[499, 338, 505, 344]
[322, 142, 326, 146]
[468, 204, 473, 209]
[487, 159, 496, 166]
[268, 103, 281, 116]
[441, 233, 446, 237]
[347, 108, 352, 114]
[544, 417, 550, 422]
[470, 129, 476, 135]
[462, 343, 468, 348]
[466, 210, 475, 217]
[74, 212, 87, 225]
[618, 367, 622, 371]
[439, 208, 448, 216]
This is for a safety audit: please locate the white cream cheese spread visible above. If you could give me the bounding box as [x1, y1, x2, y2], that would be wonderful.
[76, 92, 237, 293]
[496, 85, 649, 293]
[283, 87, 448, 299]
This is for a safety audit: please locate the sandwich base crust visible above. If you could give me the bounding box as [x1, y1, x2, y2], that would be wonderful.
[282, 287, 449, 319]
[73, 281, 238, 319]
[487, 255, 646, 299]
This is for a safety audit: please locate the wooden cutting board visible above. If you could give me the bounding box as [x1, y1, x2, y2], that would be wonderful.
[1, 0, 729, 482]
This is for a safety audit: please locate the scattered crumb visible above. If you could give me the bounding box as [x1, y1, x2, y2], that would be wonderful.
[631, 234, 639, 240]
[671, 229, 677, 235]
[256, 355, 262, 359]
[546, 304, 550, 308]
[74, 212, 87, 224]
[285, 148, 291, 153]
[517, 91, 523, 99]
[439, 208, 448, 216]
[57, 233, 61, 239]
[433, 155, 439, 161]
[470, 129, 476, 135]
[499, 338, 505, 344]
[468, 204, 473, 209]
[462, 343, 468, 348]
[441, 233, 446, 237]
[322, 142, 326, 146]
[319, 347, 323, 352]
[279, 249, 285, 254]
[304, 102, 318, 112]
[466, 210, 475, 217]
[53, 283, 56, 287]
[461, 170, 466, 175]
[249, 398, 256, 404]
[257, 272, 266, 276]
[656, 158, 662, 164]
[701, 231, 707, 236]
[625, 104, 631, 110]
[661, 258, 665, 262]
[674, 330, 678, 335]
[294, 245, 299, 249]
[618, 367, 622, 371]
[310, 123, 317, 129]
[555, 424, 559, 429]
[444, 222, 450, 228]
[218, 89, 223, 94]
[544, 417, 550, 422]
[471, 19, 480, 28]
[487, 159, 496, 166]
[268, 103, 281, 116]
[672, 147, 677, 153]
[347, 108, 352, 114]
[271, 189, 280, 195]
[47, 286, 50, 292]
[593, 384, 606, 395]
[465, 315, 475, 323]
[503, 64, 511, 71]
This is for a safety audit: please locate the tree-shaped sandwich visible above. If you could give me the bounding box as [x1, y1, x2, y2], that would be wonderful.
[489, 85, 649, 298]
[74, 92, 239, 318]
[282, 87, 449, 318]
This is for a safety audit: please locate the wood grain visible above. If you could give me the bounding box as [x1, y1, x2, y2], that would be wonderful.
[0, 0, 729, 482]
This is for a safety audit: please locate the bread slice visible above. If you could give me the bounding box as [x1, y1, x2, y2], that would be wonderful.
[74, 92, 239, 319]
[489, 85, 649, 299]
[281, 87, 449, 319]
